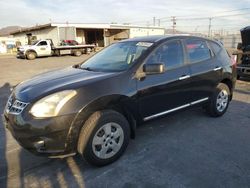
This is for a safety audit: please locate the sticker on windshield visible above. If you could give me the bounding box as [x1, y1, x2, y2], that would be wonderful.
[136, 42, 153, 47]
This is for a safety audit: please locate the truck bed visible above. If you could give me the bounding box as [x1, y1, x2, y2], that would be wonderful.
[52, 44, 95, 50]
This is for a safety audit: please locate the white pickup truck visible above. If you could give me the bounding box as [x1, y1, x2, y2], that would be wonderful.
[17, 39, 96, 60]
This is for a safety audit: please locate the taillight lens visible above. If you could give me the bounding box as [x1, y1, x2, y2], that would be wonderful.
[231, 55, 237, 68]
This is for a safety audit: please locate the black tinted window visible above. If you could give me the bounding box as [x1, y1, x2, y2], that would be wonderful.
[37, 41, 47, 46]
[186, 39, 211, 63]
[146, 40, 184, 68]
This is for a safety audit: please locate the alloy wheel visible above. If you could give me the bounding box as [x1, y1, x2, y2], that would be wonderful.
[216, 89, 229, 112]
[92, 122, 124, 159]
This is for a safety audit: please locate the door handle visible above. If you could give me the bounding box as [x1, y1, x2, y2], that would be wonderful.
[213, 67, 222, 71]
[179, 75, 190, 80]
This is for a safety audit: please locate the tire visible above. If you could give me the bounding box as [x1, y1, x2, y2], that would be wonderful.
[77, 110, 130, 166]
[26, 51, 36, 60]
[205, 83, 230, 117]
[55, 50, 60, 56]
[74, 50, 82, 57]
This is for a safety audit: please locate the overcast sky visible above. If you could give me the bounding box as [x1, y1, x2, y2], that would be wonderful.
[0, 0, 250, 32]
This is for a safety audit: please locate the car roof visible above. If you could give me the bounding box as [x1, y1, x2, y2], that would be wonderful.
[122, 35, 169, 43]
[121, 35, 218, 44]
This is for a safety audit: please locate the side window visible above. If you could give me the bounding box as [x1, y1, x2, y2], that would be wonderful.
[146, 40, 184, 69]
[37, 41, 48, 46]
[209, 41, 222, 55]
[185, 39, 211, 63]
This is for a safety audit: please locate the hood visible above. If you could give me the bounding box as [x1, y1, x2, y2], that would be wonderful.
[14, 66, 117, 102]
[18, 45, 33, 50]
[241, 26, 250, 50]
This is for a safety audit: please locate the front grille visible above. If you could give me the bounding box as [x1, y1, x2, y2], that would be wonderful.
[5, 95, 29, 115]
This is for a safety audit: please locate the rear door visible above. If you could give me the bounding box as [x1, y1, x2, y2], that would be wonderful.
[36, 41, 51, 56]
[137, 39, 193, 120]
[184, 38, 223, 101]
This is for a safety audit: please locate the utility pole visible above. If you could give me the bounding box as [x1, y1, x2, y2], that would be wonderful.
[153, 17, 156, 26]
[171, 16, 176, 34]
[208, 18, 212, 37]
[157, 19, 161, 27]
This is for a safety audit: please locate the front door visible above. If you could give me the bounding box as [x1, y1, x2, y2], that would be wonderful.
[137, 40, 192, 120]
[36, 40, 51, 56]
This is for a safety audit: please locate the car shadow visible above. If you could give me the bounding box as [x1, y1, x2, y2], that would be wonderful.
[0, 83, 11, 188]
[0, 83, 88, 188]
[238, 77, 250, 82]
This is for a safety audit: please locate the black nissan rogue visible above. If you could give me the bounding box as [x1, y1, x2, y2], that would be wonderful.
[2, 35, 236, 166]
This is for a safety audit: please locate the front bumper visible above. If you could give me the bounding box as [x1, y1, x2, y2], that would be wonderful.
[16, 51, 25, 58]
[237, 65, 250, 78]
[2, 111, 78, 157]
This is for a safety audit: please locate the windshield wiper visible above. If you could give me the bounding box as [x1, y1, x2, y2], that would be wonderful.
[80, 67, 94, 71]
[73, 64, 94, 71]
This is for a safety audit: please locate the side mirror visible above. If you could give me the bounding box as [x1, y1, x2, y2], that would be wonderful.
[143, 63, 165, 75]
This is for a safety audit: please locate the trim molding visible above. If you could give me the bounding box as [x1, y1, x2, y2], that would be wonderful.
[143, 97, 209, 121]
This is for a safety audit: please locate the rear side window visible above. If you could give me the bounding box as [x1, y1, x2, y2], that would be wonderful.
[209, 41, 222, 55]
[146, 40, 184, 69]
[185, 39, 211, 63]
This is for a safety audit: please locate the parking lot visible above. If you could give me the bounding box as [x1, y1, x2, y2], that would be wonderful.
[0, 55, 250, 188]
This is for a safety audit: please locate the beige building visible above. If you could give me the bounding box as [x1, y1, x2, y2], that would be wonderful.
[0, 36, 16, 53]
[11, 23, 165, 47]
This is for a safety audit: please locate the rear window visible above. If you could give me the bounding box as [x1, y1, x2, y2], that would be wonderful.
[185, 39, 211, 63]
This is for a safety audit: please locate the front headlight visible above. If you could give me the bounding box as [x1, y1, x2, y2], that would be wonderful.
[30, 90, 77, 118]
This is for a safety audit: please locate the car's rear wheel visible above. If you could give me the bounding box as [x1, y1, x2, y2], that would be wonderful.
[77, 110, 130, 166]
[205, 83, 230, 117]
[26, 51, 36, 60]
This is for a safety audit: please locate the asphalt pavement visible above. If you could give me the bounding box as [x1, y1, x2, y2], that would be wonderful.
[0, 55, 250, 188]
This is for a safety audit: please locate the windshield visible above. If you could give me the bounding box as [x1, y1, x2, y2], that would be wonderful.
[80, 41, 152, 72]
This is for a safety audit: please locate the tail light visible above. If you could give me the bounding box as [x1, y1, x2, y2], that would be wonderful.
[227, 49, 237, 69]
[231, 56, 237, 69]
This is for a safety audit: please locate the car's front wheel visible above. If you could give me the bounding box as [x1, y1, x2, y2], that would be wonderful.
[26, 51, 36, 60]
[205, 83, 230, 117]
[78, 110, 130, 166]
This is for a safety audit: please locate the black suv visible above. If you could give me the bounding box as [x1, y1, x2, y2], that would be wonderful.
[3, 35, 236, 166]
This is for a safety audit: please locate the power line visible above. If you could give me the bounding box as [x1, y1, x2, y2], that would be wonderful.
[125, 8, 250, 26]
[176, 12, 250, 21]
[214, 7, 250, 15]
[176, 24, 247, 27]
[159, 7, 250, 20]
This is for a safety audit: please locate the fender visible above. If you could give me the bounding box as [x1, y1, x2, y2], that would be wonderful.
[64, 94, 140, 153]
